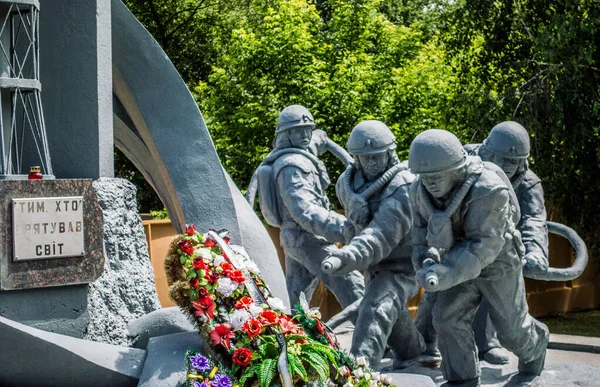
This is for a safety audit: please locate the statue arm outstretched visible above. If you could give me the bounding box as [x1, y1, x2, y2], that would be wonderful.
[410, 181, 430, 270]
[340, 185, 412, 269]
[519, 182, 549, 261]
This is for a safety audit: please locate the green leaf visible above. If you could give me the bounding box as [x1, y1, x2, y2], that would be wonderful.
[287, 353, 308, 382]
[259, 358, 277, 387]
[301, 351, 329, 380]
[239, 362, 261, 386]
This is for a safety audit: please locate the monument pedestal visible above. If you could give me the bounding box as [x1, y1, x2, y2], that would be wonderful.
[0, 179, 104, 337]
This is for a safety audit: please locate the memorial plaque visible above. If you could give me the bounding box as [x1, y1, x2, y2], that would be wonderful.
[0, 179, 104, 290]
[12, 197, 85, 261]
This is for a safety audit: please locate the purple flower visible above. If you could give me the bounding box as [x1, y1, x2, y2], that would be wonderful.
[189, 354, 210, 372]
[213, 374, 232, 387]
[193, 382, 208, 387]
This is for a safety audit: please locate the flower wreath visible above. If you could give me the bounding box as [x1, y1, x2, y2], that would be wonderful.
[165, 225, 395, 387]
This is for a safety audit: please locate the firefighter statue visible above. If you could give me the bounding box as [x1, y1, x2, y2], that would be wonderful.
[321, 120, 424, 370]
[409, 129, 548, 387]
[247, 105, 364, 311]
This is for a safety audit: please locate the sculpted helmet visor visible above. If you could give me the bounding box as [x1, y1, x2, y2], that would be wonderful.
[408, 129, 467, 175]
[347, 120, 397, 155]
[276, 105, 315, 133]
[483, 121, 530, 159]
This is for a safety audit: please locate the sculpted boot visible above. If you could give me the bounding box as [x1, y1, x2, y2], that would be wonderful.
[480, 347, 509, 364]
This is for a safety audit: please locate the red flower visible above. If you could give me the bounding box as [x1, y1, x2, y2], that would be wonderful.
[228, 270, 245, 283]
[235, 296, 254, 310]
[192, 258, 207, 270]
[178, 239, 194, 255]
[223, 236, 231, 244]
[184, 224, 196, 236]
[189, 277, 199, 288]
[232, 347, 253, 367]
[220, 262, 233, 274]
[242, 318, 263, 338]
[192, 296, 215, 319]
[204, 238, 216, 248]
[198, 287, 209, 297]
[279, 316, 303, 335]
[210, 323, 235, 349]
[258, 310, 278, 325]
[316, 319, 325, 334]
[206, 270, 221, 284]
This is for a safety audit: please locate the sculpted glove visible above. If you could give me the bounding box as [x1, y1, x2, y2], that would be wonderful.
[416, 262, 459, 292]
[321, 248, 359, 276]
[523, 251, 549, 273]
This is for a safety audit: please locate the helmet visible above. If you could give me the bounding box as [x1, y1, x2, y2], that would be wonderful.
[276, 105, 315, 133]
[483, 121, 530, 159]
[408, 129, 467, 174]
[347, 120, 396, 155]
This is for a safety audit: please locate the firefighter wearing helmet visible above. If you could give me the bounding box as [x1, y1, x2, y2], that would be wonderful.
[322, 120, 425, 369]
[409, 129, 548, 386]
[260, 105, 364, 313]
[462, 121, 549, 366]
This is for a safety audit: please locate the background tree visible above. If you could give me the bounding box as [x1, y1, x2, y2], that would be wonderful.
[119, 0, 600, 264]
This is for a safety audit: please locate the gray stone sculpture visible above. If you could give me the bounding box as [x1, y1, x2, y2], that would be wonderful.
[465, 121, 549, 272]
[251, 105, 364, 310]
[462, 121, 548, 364]
[408, 129, 549, 387]
[321, 120, 424, 370]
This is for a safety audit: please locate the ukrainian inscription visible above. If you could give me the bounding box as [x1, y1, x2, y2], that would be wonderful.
[12, 196, 84, 261]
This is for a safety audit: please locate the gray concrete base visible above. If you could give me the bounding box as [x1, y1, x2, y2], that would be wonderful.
[0, 316, 146, 387]
[137, 331, 215, 387]
[127, 306, 196, 349]
[333, 322, 600, 387]
[394, 349, 600, 386]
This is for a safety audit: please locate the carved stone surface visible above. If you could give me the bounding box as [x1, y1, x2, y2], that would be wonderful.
[84, 178, 161, 346]
[0, 179, 104, 290]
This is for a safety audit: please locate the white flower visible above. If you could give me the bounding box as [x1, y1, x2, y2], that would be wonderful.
[229, 308, 252, 331]
[384, 376, 394, 385]
[216, 277, 238, 297]
[338, 366, 350, 376]
[198, 247, 212, 259]
[213, 254, 226, 266]
[353, 368, 364, 378]
[249, 303, 264, 317]
[355, 356, 369, 367]
[343, 383, 353, 387]
[369, 381, 378, 387]
[244, 259, 261, 274]
[267, 297, 288, 313]
[372, 372, 381, 381]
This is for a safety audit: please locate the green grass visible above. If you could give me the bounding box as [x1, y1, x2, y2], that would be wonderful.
[539, 310, 600, 337]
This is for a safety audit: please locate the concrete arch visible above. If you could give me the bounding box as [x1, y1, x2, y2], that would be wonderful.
[110, 0, 288, 305]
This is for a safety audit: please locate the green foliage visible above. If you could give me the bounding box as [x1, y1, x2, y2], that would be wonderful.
[439, 0, 600, 261]
[150, 207, 169, 220]
[259, 358, 278, 387]
[122, 0, 600, 262]
[196, 0, 452, 193]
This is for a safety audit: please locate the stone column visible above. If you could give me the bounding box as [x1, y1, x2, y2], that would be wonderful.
[38, 0, 113, 179]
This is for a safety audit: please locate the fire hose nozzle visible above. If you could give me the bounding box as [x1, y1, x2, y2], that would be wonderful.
[422, 257, 439, 288]
[322, 257, 342, 274]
